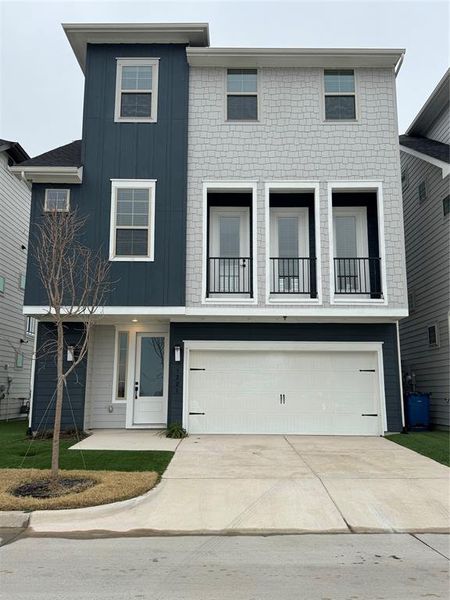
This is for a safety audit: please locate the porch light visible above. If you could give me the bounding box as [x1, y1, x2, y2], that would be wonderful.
[174, 345, 181, 362]
[131, 319, 138, 323]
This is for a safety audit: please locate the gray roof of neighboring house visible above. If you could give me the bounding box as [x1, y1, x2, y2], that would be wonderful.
[399, 134, 450, 164]
[17, 140, 82, 167]
[0, 138, 30, 163]
[406, 70, 449, 137]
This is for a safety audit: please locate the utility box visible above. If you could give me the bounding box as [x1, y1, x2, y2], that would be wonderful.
[406, 392, 430, 431]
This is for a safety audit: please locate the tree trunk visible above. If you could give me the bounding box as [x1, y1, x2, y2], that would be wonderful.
[51, 322, 64, 478]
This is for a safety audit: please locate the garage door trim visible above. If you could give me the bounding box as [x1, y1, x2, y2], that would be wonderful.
[182, 341, 387, 434]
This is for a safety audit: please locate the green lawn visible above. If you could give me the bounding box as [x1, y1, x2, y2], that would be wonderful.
[0, 420, 173, 475]
[386, 430, 450, 467]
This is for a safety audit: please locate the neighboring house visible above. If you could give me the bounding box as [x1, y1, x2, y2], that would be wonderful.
[399, 70, 450, 430]
[12, 23, 409, 436]
[0, 139, 34, 420]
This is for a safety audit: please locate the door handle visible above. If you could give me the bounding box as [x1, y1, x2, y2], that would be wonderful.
[280, 394, 286, 405]
[134, 381, 139, 400]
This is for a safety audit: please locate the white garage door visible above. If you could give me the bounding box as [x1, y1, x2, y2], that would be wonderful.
[187, 345, 383, 435]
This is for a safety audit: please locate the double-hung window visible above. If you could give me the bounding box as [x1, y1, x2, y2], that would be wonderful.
[226, 69, 258, 121]
[44, 189, 70, 212]
[115, 58, 159, 122]
[26, 316, 37, 336]
[324, 70, 356, 120]
[109, 180, 156, 261]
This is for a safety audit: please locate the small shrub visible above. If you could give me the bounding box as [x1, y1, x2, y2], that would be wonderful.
[164, 423, 188, 439]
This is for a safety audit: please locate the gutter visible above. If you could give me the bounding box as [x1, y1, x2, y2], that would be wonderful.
[394, 51, 405, 77]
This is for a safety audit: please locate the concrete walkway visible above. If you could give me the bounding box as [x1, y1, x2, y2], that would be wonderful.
[69, 429, 181, 451]
[29, 435, 450, 534]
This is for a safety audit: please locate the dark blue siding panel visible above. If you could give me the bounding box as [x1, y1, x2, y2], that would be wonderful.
[168, 323, 402, 432]
[25, 43, 188, 307]
[31, 322, 87, 432]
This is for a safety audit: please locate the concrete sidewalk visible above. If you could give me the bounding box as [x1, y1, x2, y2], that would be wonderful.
[27, 435, 450, 535]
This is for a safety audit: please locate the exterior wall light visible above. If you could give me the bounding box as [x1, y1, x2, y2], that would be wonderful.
[174, 345, 181, 362]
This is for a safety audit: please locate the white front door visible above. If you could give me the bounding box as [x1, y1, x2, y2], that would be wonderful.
[187, 346, 382, 435]
[133, 333, 168, 426]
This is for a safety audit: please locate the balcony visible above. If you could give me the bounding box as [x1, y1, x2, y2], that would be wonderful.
[207, 257, 253, 296]
[270, 257, 317, 297]
[334, 257, 382, 296]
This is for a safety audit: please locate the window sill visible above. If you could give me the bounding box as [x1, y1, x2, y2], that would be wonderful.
[332, 296, 386, 305]
[268, 296, 321, 305]
[322, 119, 360, 125]
[225, 120, 261, 125]
[109, 257, 154, 262]
[203, 297, 257, 305]
[114, 118, 157, 124]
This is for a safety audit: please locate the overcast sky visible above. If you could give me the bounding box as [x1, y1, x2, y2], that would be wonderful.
[1, 0, 448, 157]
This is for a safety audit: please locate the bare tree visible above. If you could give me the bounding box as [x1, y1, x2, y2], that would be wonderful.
[34, 209, 110, 478]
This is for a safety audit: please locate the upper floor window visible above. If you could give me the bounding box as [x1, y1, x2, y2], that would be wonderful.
[19, 273, 26, 290]
[115, 58, 159, 123]
[401, 169, 409, 191]
[324, 70, 356, 120]
[418, 180, 427, 202]
[428, 324, 439, 348]
[226, 69, 258, 121]
[0, 275, 4, 293]
[109, 180, 156, 261]
[443, 195, 449, 217]
[44, 189, 70, 212]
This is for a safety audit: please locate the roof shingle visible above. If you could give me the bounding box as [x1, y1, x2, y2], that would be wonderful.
[18, 140, 82, 167]
[399, 135, 450, 164]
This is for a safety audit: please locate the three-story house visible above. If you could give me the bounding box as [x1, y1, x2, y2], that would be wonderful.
[14, 23, 408, 436]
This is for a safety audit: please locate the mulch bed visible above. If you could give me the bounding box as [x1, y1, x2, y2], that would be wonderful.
[0, 468, 159, 511]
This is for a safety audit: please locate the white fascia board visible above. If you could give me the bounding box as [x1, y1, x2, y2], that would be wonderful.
[9, 166, 83, 184]
[63, 23, 210, 72]
[399, 146, 450, 178]
[23, 305, 186, 317]
[187, 47, 405, 68]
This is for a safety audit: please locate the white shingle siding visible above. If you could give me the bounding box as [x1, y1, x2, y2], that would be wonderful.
[186, 66, 407, 311]
[427, 106, 449, 144]
[399, 151, 449, 429]
[0, 151, 32, 419]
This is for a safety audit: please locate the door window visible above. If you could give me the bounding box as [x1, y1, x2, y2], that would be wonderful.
[139, 337, 165, 397]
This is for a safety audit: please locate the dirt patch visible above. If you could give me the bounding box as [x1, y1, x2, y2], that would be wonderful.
[13, 477, 96, 499]
[0, 469, 158, 511]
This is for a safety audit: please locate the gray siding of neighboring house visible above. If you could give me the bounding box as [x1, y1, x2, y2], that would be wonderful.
[399, 152, 450, 429]
[168, 322, 403, 433]
[25, 43, 189, 308]
[0, 151, 32, 420]
[427, 106, 450, 144]
[187, 66, 407, 312]
[84, 325, 126, 429]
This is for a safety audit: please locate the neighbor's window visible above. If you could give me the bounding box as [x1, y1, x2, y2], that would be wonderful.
[0, 276, 4, 293]
[44, 189, 70, 212]
[115, 331, 129, 400]
[15, 352, 24, 369]
[26, 316, 37, 336]
[115, 58, 159, 122]
[428, 324, 439, 348]
[443, 195, 450, 217]
[110, 180, 155, 261]
[19, 273, 26, 290]
[418, 180, 427, 202]
[408, 291, 416, 314]
[226, 69, 258, 121]
[324, 70, 356, 120]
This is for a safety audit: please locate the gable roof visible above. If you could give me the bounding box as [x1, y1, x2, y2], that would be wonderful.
[399, 135, 450, 164]
[18, 140, 82, 168]
[406, 70, 450, 137]
[0, 139, 29, 164]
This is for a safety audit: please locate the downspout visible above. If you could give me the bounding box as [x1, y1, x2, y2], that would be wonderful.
[27, 322, 39, 434]
[396, 321, 406, 432]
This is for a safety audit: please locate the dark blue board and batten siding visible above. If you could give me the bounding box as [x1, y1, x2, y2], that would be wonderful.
[168, 323, 403, 432]
[25, 43, 189, 307]
[31, 323, 87, 431]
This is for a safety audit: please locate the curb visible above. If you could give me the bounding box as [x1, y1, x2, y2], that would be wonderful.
[0, 511, 30, 529]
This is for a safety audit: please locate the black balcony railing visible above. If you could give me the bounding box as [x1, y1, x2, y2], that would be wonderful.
[270, 258, 317, 297]
[207, 257, 253, 296]
[334, 257, 382, 296]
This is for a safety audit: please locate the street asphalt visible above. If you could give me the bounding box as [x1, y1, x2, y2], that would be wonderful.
[1, 531, 448, 599]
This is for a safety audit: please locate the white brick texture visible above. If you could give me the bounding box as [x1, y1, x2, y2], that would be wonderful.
[186, 66, 408, 311]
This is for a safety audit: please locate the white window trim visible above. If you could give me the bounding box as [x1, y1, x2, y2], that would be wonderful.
[109, 179, 156, 262]
[322, 69, 359, 123]
[427, 323, 440, 348]
[202, 181, 258, 304]
[224, 68, 261, 124]
[114, 58, 160, 123]
[44, 188, 70, 212]
[264, 182, 322, 305]
[25, 316, 36, 336]
[112, 329, 130, 404]
[327, 181, 387, 305]
[182, 340, 387, 435]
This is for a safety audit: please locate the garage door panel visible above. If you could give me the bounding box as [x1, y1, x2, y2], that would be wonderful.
[187, 348, 382, 435]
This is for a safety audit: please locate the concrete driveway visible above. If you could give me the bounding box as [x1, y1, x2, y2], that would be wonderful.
[29, 435, 449, 534]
